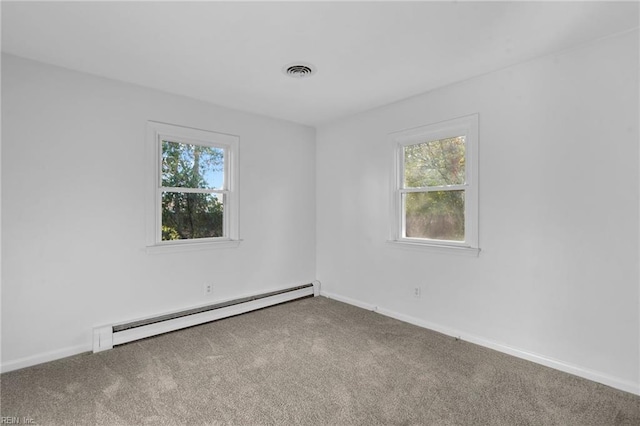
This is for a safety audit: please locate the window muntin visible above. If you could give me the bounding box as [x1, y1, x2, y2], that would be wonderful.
[147, 122, 239, 249]
[390, 115, 478, 251]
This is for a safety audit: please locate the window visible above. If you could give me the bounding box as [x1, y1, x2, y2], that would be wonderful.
[146, 121, 239, 251]
[389, 114, 479, 254]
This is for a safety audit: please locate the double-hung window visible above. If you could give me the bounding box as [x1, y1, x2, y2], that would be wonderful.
[389, 114, 479, 254]
[146, 121, 239, 251]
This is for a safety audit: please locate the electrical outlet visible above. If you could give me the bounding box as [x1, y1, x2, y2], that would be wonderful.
[413, 287, 421, 298]
[203, 283, 213, 296]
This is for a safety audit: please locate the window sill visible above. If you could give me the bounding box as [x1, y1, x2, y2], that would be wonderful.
[386, 240, 480, 257]
[146, 239, 242, 254]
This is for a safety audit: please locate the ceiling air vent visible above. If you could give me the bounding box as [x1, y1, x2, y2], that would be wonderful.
[283, 62, 316, 78]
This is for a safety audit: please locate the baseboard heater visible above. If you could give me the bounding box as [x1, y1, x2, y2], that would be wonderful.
[93, 281, 320, 353]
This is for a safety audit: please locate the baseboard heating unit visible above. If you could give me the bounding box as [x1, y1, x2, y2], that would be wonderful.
[93, 281, 320, 353]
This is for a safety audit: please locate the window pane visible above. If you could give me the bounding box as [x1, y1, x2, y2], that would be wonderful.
[161, 192, 224, 240]
[404, 136, 465, 187]
[404, 191, 464, 241]
[162, 140, 224, 189]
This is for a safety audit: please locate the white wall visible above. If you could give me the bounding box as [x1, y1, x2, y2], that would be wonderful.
[316, 30, 639, 392]
[1, 54, 316, 369]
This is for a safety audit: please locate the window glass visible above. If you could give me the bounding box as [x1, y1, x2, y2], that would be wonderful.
[404, 191, 465, 241]
[162, 140, 224, 190]
[161, 192, 224, 241]
[404, 136, 465, 188]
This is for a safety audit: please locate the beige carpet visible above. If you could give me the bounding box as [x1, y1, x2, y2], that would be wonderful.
[1, 296, 639, 425]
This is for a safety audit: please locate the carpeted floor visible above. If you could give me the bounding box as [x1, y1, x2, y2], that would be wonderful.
[1, 296, 639, 425]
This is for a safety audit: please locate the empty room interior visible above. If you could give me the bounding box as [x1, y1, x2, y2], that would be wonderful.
[1, 1, 639, 424]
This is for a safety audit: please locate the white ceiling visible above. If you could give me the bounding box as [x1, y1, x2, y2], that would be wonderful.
[2, 1, 638, 126]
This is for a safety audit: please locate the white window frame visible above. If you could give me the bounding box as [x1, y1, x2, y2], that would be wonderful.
[388, 114, 479, 255]
[146, 121, 240, 253]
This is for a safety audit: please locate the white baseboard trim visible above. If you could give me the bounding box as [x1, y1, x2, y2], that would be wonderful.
[1, 344, 91, 374]
[4, 282, 320, 373]
[5, 290, 638, 396]
[320, 290, 640, 396]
